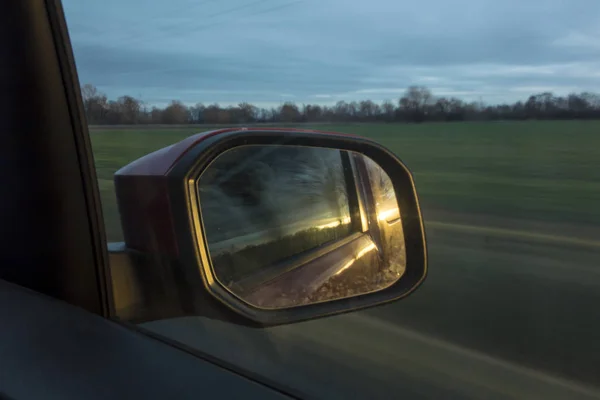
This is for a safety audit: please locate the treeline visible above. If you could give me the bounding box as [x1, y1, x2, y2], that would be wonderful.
[81, 84, 600, 125]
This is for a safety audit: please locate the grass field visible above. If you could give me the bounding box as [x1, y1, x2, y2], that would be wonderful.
[91, 120, 600, 387]
[90, 120, 600, 242]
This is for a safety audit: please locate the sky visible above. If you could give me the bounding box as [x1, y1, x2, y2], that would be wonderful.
[63, 0, 600, 107]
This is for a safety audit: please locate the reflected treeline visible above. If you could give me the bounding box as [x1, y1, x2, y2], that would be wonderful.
[198, 146, 354, 282]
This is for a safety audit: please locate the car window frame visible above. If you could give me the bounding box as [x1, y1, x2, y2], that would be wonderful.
[0, 0, 112, 316]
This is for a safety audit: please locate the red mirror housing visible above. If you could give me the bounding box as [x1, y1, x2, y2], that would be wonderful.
[112, 128, 427, 326]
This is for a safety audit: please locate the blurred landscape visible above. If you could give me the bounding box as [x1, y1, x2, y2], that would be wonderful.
[62, 0, 600, 394]
[92, 120, 600, 389]
[92, 120, 600, 241]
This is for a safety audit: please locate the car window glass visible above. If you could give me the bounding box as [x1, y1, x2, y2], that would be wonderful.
[62, 0, 600, 398]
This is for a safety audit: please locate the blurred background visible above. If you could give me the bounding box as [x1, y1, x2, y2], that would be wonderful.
[64, 0, 600, 398]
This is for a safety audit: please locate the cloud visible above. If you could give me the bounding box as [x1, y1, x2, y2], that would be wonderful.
[354, 88, 408, 95]
[553, 31, 600, 51]
[63, 0, 600, 105]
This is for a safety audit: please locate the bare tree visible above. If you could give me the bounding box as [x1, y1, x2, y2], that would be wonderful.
[162, 101, 189, 124]
[280, 102, 301, 122]
[118, 96, 141, 124]
[189, 103, 206, 123]
[80, 84, 108, 124]
[399, 86, 434, 122]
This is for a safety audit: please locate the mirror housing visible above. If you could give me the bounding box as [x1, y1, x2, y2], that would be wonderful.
[113, 128, 427, 325]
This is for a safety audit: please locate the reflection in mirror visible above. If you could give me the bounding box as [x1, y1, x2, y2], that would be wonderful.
[197, 145, 405, 309]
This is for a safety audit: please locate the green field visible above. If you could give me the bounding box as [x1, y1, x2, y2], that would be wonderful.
[91, 121, 600, 386]
[91, 120, 600, 242]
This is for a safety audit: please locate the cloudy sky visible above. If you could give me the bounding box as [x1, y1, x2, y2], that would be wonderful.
[63, 0, 600, 107]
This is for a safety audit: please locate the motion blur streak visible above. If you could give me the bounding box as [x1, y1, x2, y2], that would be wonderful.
[429, 220, 600, 249]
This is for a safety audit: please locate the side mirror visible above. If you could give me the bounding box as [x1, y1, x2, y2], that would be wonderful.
[113, 128, 427, 325]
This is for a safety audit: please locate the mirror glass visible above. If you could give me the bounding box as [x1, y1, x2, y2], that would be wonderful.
[197, 145, 405, 309]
